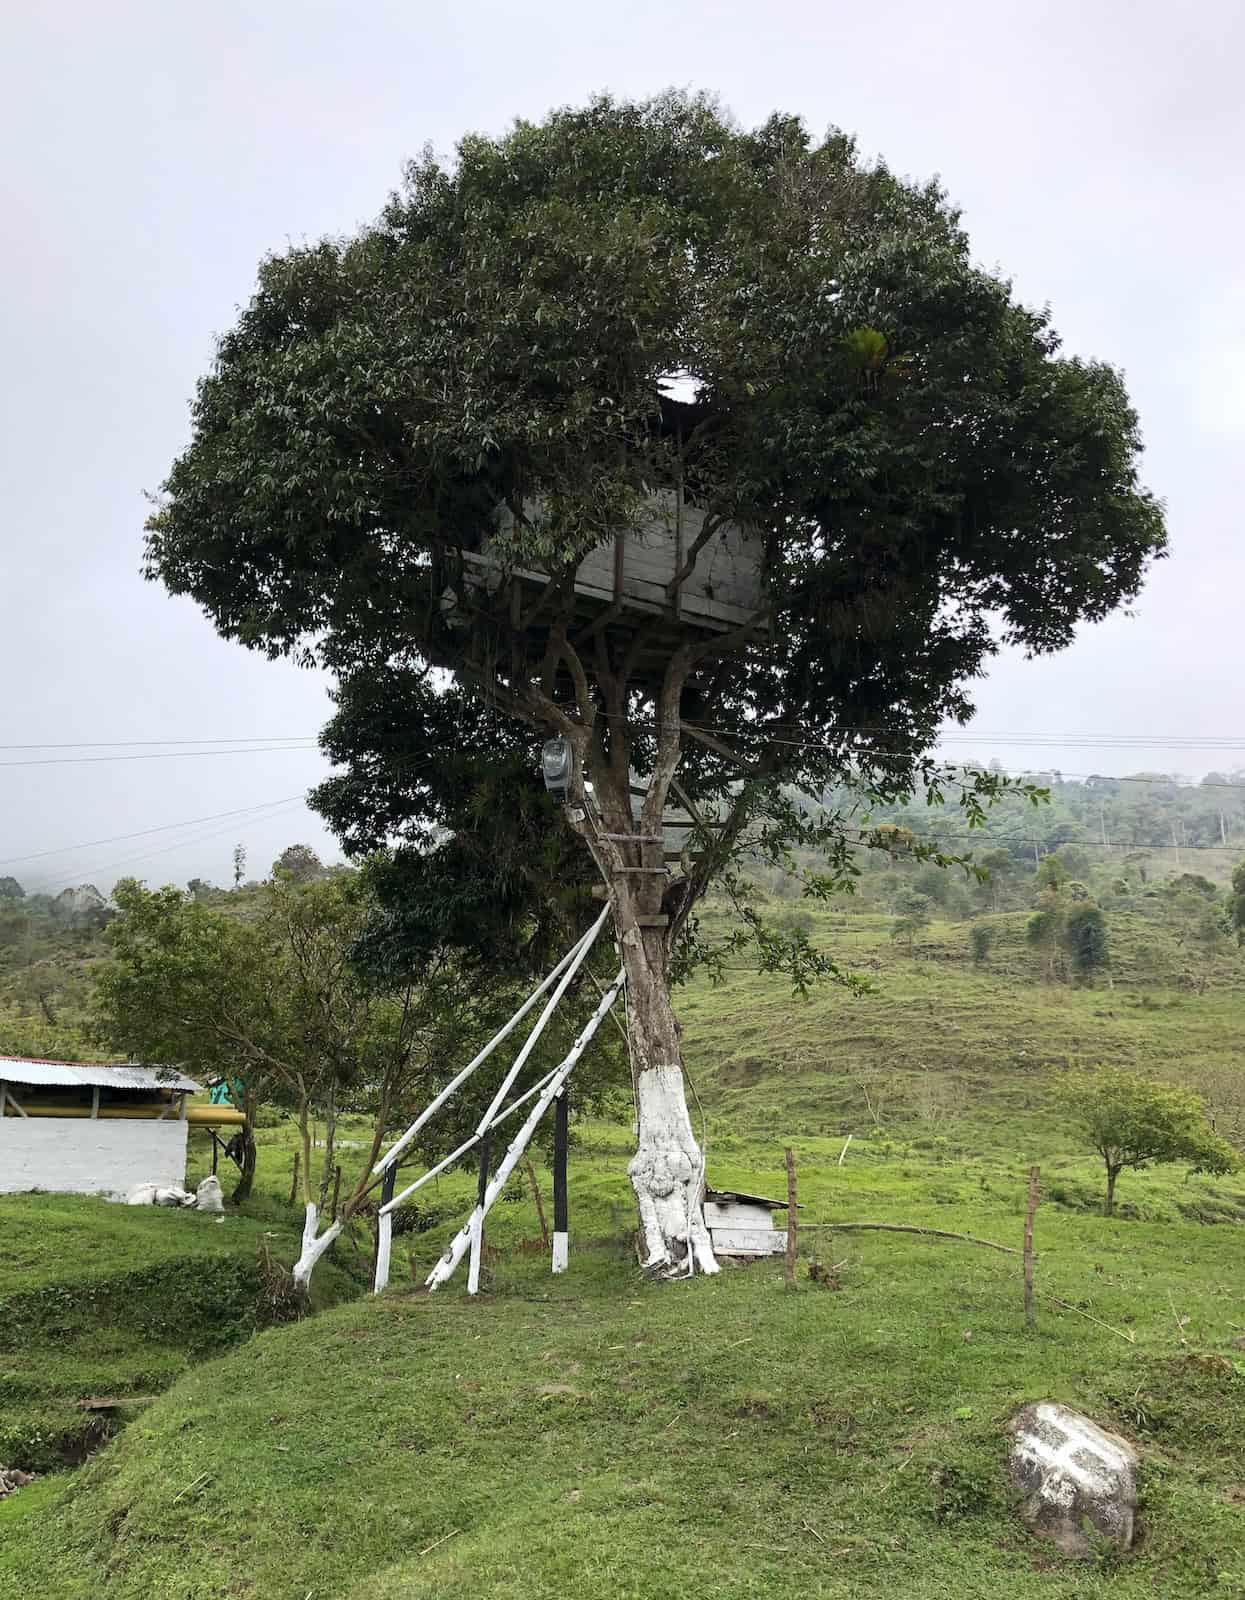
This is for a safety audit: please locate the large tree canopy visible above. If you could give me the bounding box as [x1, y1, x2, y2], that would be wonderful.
[149, 94, 1162, 717]
[145, 92, 1165, 1277]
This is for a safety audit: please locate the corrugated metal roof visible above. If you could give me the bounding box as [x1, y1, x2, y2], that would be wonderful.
[0, 1057, 200, 1093]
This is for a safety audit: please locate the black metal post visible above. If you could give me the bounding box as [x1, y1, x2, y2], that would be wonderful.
[553, 1094, 569, 1235]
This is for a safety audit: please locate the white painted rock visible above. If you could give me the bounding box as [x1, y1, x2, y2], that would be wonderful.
[195, 1176, 225, 1214]
[1008, 1402, 1139, 1558]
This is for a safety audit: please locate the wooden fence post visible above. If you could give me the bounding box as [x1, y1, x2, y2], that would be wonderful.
[1023, 1165, 1040, 1330]
[525, 1157, 551, 1251]
[784, 1147, 798, 1291]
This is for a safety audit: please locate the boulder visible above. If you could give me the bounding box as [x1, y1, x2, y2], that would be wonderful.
[1008, 1402, 1139, 1558]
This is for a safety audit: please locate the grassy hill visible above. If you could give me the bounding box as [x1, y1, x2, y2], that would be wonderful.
[2, 901, 1244, 1596]
[0, 1196, 358, 1472]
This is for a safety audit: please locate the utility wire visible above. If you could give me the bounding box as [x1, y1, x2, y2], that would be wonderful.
[29, 799, 309, 893]
[0, 795, 310, 868]
[6, 728, 1245, 751]
[0, 744, 319, 769]
[663, 721, 1245, 790]
[0, 736, 320, 751]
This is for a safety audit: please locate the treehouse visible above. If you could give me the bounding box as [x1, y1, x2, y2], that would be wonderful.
[440, 397, 768, 692]
[0, 1057, 245, 1201]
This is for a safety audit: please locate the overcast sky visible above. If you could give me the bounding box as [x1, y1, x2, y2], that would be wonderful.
[3, 0, 1242, 894]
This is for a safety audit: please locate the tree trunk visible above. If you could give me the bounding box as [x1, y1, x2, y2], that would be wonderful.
[1104, 1166, 1118, 1218]
[230, 1087, 258, 1204]
[318, 1082, 338, 1211]
[619, 922, 718, 1277]
[292, 1201, 343, 1292]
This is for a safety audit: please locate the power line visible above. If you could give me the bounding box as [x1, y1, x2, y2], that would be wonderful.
[0, 736, 320, 751]
[29, 799, 309, 893]
[12, 756, 443, 889]
[4, 727, 1245, 753]
[0, 744, 319, 769]
[0, 795, 311, 868]
[669, 721, 1245, 790]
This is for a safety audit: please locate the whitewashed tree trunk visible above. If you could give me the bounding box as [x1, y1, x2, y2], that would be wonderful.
[291, 1201, 343, 1292]
[619, 924, 718, 1277]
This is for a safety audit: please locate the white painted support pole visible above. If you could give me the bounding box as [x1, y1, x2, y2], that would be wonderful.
[90, 1086, 100, 1120]
[466, 1135, 491, 1296]
[374, 1211, 393, 1294]
[372, 921, 599, 1178]
[551, 1089, 569, 1275]
[373, 1162, 398, 1294]
[427, 969, 626, 1293]
[464, 905, 610, 1292]
[380, 1066, 560, 1217]
[474, 904, 609, 1135]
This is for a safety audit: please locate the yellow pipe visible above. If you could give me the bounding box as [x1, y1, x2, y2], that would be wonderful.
[1, 1103, 247, 1127]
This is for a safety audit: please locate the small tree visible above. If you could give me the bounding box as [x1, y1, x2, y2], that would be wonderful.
[1057, 1067, 1238, 1216]
[232, 843, 247, 890]
[1064, 902, 1109, 983]
[1026, 892, 1067, 981]
[1230, 861, 1245, 944]
[969, 923, 993, 966]
[273, 844, 324, 884]
[974, 849, 1019, 913]
[97, 876, 441, 1290]
[891, 890, 931, 954]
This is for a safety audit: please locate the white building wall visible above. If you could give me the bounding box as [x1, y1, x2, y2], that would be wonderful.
[0, 1117, 189, 1200]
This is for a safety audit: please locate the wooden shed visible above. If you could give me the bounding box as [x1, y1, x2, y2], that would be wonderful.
[703, 1186, 799, 1258]
[0, 1057, 243, 1201]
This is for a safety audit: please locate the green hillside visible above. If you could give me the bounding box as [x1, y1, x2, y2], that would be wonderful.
[3, 899, 1245, 1596]
[0, 1196, 357, 1473]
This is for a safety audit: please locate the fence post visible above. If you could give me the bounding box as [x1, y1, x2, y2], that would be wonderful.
[784, 1147, 798, 1291]
[288, 1151, 300, 1208]
[1023, 1165, 1040, 1330]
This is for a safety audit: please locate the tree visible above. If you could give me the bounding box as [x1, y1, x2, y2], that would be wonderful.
[96, 876, 434, 1290]
[890, 891, 931, 954]
[233, 843, 247, 890]
[1026, 893, 1067, 982]
[95, 869, 622, 1290]
[1064, 902, 1109, 982]
[0, 877, 24, 901]
[143, 93, 1165, 1277]
[969, 923, 993, 965]
[973, 849, 1019, 913]
[273, 844, 324, 884]
[1231, 861, 1245, 944]
[1057, 1068, 1238, 1216]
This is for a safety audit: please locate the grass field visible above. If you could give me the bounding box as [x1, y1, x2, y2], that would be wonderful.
[2, 903, 1244, 1596]
[0, 1196, 358, 1472]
